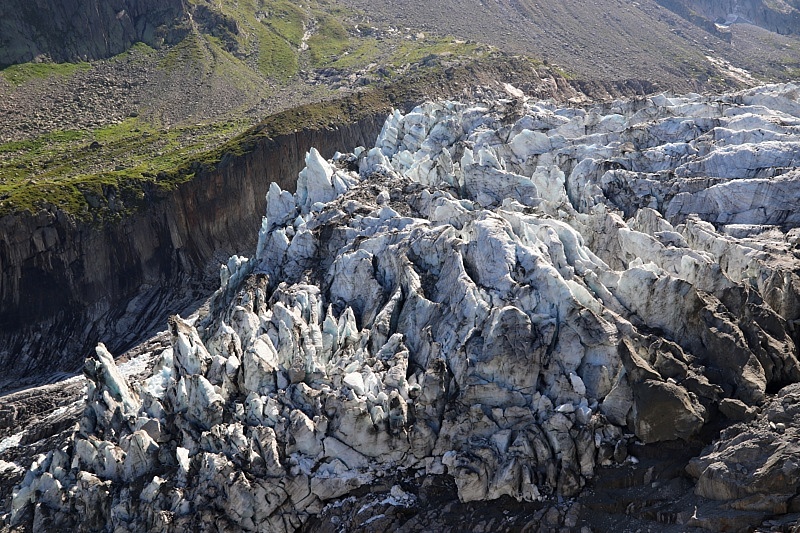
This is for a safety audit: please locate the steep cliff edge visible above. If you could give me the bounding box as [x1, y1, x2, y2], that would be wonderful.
[656, 0, 800, 35]
[0, 0, 189, 68]
[0, 114, 387, 390]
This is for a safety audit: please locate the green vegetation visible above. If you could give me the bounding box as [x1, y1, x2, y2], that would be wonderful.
[112, 42, 158, 63]
[328, 39, 381, 69]
[552, 66, 575, 80]
[0, 118, 248, 220]
[152, 1, 488, 83]
[390, 37, 480, 65]
[0, 130, 84, 156]
[173, 0, 307, 79]
[256, 24, 300, 79]
[307, 12, 350, 66]
[159, 33, 210, 72]
[157, 30, 268, 94]
[203, 35, 270, 94]
[0, 50, 478, 220]
[1, 61, 91, 86]
[0, 173, 150, 220]
[204, 0, 308, 79]
[261, 1, 308, 46]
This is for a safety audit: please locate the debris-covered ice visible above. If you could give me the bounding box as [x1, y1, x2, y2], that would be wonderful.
[11, 83, 800, 531]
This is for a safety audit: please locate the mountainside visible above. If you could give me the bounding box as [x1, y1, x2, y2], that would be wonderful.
[0, 0, 187, 68]
[665, 0, 800, 35]
[340, 0, 800, 90]
[5, 0, 800, 89]
[5, 83, 800, 532]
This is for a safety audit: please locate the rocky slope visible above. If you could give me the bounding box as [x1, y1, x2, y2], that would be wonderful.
[5, 83, 800, 532]
[8, 0, 800, 90]
[662, 0, 800, 35]
[339, 0, 800, 91]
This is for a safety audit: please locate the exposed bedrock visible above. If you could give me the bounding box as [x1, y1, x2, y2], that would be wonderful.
[0, 0, 189, 67]
[8, 83, 800, 531]
[0, 115, 386, 390]
[0, 0, 256, 67]
[656, 0, 800, 36]
[688, 382, 800, 507]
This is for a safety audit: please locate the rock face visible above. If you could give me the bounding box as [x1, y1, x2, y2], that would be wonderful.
[8, 84, 800, 531]
[0, 115, 386, 391]
[0, 0, 189, 67]
[688, 383, 800, 517]
[658, 0, 800, 35]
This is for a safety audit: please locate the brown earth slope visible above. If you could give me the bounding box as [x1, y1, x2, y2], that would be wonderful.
[339, 0, 800, 92]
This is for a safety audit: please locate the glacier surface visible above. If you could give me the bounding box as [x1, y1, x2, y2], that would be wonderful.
[10, 83, 800, 531]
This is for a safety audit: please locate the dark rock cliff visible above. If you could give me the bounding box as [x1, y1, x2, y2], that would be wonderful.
[656, 0, 800, 36]
[0, 114, 387, 390]
[0, 0, 189, 67]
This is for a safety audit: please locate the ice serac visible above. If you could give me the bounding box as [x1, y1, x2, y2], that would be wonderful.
[11, 84, 800, 531]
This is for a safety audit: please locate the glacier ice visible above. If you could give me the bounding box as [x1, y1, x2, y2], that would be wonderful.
[11, 83, 800, 531]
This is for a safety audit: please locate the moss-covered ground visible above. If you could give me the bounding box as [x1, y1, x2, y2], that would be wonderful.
[0, 118, 249, 220]
[0, 61, 92, 86]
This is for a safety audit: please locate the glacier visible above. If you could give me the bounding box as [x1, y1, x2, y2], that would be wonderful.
[9, 83, 800, 531]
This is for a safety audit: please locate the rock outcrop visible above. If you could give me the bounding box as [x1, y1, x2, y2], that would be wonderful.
[0, 0, 189, 67]
[8, 83, 800, 531]
[657, 0, 800, 36]
[687, 383, 800, 524]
